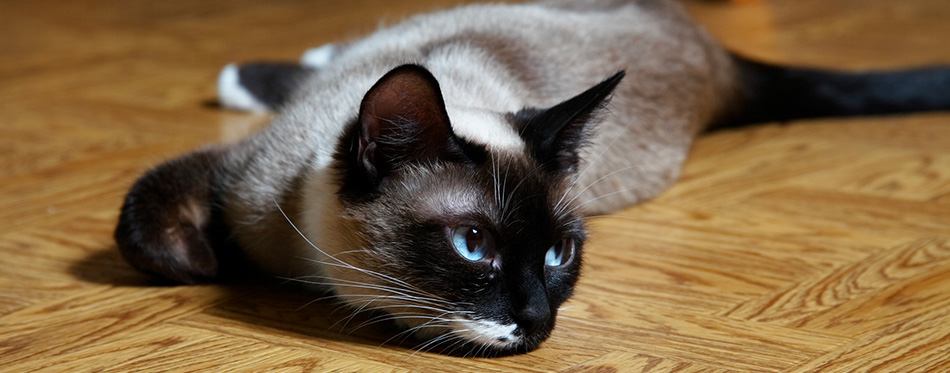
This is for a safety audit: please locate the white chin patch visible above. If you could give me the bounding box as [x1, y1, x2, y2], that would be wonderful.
[217, 63, 270, 113]
[451, 317, 519, 348]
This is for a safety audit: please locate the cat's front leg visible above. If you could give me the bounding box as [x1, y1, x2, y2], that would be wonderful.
[114, 148, 233, 284]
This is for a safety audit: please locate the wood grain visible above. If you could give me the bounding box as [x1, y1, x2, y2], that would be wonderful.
[2, 0, 949, 371]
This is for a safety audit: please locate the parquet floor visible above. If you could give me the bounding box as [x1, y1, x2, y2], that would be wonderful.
[2, 0, 949, 371]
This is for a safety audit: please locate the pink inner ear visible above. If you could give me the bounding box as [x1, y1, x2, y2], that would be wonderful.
[361, 66, 451, 136]
[356, 65, 458, 171]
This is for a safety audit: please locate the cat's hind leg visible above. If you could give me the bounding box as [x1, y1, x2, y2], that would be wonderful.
[300, 43, 338, 68]
[217, 62, 314, 112]
[217, 43, 339, 113]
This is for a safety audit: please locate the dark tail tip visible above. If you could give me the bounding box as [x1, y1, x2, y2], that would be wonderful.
[716, 54, 950, 128]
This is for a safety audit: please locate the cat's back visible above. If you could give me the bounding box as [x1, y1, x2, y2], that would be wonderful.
[288, 0, 728, 133]
[249, 0, 735, 214]
[343, 0, 709, 89]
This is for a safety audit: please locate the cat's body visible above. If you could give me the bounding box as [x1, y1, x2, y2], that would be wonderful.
[221, 0, 732, 281]
[115, 0, 950, 356]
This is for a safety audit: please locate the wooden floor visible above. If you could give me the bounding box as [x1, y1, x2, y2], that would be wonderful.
[2, 0, 949, 371]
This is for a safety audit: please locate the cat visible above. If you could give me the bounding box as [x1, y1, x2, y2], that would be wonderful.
[114, 0, 950, 357]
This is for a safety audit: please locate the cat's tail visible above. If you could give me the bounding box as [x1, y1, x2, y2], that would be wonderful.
[718, 54, 950, 126]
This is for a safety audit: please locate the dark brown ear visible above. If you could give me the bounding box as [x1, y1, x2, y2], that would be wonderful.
[513, 71, 625, 174]
[352, 64, 465, 187]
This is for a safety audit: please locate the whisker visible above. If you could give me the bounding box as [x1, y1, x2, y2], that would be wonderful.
[385, 312, 462, 346]
[556, 166, 625, 214]
[335, 297, 379, 331]
[583, 213, 648, 222]
[575, 184, 650, 211]
[311, 292, 472, 316]
[452, 335, 482, 358]
[500, 161, 547, 222]
[274, 201, 430, 296]
[352, 311, 457, 332]
[333, 298, 460, 333]
[384, 321, 441, 347]
[553, 110, 629, 212]
[410, 328, 472, 358]
[282, 275, 456, 306]
[555, 314, 582, 322]
[501, 155, 512, 217]
[299, 259, 449, 303]
[491, 151, 501, 209]
[292, 293, 340, 312]
[553, 164, 641, 217]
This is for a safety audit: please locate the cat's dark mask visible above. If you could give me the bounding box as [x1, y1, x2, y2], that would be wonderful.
[331, 64, 623, 356]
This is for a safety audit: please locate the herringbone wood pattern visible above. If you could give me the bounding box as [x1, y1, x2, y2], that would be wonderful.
[2, 0, 949, 371]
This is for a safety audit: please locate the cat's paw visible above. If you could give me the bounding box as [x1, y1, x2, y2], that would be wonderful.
[114, 151, 223, 284]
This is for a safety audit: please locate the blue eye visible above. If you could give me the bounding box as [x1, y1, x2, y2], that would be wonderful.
[450, 226, 492, 262]
[545, 238, 575, 267]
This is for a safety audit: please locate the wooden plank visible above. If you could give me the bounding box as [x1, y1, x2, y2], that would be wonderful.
[2, 0, 950, 371]
[722, 238, 950, 326]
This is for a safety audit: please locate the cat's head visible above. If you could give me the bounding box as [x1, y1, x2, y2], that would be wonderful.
[327, 65, 623, 356]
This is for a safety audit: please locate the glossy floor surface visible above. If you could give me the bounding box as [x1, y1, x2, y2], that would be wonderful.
[2, 0, 949, 371]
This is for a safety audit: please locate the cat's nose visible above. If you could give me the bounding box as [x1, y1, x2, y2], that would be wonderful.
[515, 303, 551, 336]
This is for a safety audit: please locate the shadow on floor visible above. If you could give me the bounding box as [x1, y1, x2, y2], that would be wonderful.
[68, 246, 415, 353]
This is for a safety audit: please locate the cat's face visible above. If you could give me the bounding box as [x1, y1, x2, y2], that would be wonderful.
[326, 65, 623, 356]
[336, 154, 585, 355]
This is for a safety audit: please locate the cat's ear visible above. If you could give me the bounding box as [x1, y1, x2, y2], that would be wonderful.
[514, 71, 625, 174]
[350, 64, 463, 187]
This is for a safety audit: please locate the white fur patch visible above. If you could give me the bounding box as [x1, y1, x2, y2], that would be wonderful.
[300, 44, 337, 68]
[451, 316, 519, 347]
[217, 63, 270, 113]
[448, 109, 525, 151]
